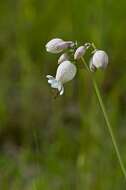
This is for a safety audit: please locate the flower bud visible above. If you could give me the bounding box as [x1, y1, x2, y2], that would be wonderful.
[46, 61, 77, 95]
[90, 50, 108, 71]
[74, 46, 86, 60]
[45, 38, 74, 54]
[58, 53, 69, 64]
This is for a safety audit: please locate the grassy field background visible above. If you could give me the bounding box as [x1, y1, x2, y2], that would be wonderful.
[0, 0, 126, 189]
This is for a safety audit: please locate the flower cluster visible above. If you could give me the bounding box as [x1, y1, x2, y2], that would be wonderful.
[45, 38, 108, 96]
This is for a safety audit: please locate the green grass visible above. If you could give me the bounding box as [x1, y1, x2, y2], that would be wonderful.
[0, 0, 126, 189]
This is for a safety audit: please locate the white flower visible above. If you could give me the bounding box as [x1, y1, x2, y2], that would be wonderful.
[46, 61, 77, 95]
[45, 38, 74, 54]
[90, 50, 108, 71]
[74, 46, 86, 60]
[58, 53, 69, 64]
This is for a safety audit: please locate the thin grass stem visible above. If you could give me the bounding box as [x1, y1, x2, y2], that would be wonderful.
[81, 57, 126, 180]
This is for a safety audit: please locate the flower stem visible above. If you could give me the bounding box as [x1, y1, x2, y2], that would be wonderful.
[81, 57, 126, 180]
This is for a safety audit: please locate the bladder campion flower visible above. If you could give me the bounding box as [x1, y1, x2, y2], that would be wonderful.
[74, 46, 86, 60]
[45, 38, 108, 95]
[46, 61, 77, 95]
[45, 38, 74, 54]
[90, 50, 108, 71]
[74, 43, 91, 60]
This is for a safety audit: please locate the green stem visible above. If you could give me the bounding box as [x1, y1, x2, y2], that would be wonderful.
[91, 42, 97, 50]
[81, 57, 126, 180]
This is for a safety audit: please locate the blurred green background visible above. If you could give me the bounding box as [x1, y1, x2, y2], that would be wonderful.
[0, 0, 126, 189]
